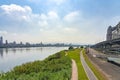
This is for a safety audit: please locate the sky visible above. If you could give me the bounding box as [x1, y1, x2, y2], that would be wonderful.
[0, 0, 120, 44]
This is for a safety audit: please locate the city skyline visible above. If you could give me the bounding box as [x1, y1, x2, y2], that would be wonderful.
[0, 36, 81, 48]
[0, 36, 77, 44]
[0, 0, 120, 44]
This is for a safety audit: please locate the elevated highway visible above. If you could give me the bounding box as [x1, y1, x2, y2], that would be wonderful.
[92, 38, 120, 54]
[94, 38, 120, 48]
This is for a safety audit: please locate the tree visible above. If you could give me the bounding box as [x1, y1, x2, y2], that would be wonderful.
[80, 46, 84, 48]
[68, 46, 74, 50]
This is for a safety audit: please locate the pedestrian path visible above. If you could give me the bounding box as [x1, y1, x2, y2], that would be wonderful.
[80, 51, 98, 80]
[71, 59, 78, 80]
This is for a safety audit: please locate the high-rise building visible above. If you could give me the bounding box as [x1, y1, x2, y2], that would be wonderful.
[106, 22, 120, 41]
[0, 36, 3, 45]
[20, 42, 23, 45]
[106, 26, 112, 41]
[5, 40, 8, 45]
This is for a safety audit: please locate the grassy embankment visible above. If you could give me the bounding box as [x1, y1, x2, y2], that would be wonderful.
[67, 48, 88, 80]
[82, 49, 107, 80]
[0, 50, 72, 80]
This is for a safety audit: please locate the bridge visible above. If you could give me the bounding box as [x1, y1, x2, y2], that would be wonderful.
[92, 38, 120, 54]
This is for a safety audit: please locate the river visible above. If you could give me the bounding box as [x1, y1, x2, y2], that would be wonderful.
[0, 47, 67, 72]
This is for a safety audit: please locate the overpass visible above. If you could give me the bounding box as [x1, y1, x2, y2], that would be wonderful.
[92, 38, 120, 54]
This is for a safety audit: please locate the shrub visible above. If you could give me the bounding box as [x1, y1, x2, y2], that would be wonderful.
[0, 51, 72, 80]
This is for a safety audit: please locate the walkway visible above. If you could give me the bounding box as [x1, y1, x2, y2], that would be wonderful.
[71, 59, 78, 80]
[80, 51, 98, 80]
[65, 52, 78, 80]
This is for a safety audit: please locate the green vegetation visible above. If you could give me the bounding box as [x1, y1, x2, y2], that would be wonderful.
[0, 50, 72, 80]
[82, 49, 107, 80]
[80, 46, 84, 48]
[0, 48, 106, 80]
[68, 46, 74, 50]
[67, 48, 88, 80]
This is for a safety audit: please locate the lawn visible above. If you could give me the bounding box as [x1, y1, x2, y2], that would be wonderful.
[67, 48, 88, 80]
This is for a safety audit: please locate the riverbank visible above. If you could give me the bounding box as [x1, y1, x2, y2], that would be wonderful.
[0, 50, 72, 80]
[0, 47, 67, 72]
[0, 48, 107, 80]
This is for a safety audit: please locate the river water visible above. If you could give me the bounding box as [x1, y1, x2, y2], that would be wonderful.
[0, 47, 67, 72]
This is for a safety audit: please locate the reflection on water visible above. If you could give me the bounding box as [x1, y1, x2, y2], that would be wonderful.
[0, 47, 44, 58]
[5, 48, 8, 54]
[0, 47, 67, 72]
[0, 49, 3, 58]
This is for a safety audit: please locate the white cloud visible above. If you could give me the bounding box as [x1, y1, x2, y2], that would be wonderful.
[64, 11, 81, 23]
[49, 0, 67, 5]
[0, 4, 32, 22]
[40, 14, 47, 20]
[0, 4, 104, 44]
[28, 0, 67, 5]
[62, 27, 78, 33]
[0, 4, 60, 30]
[1, 4, 31, 14]
[48, 11, 59, 20]
[1, 4, 119, 44]
[38, 20, 48, 27]
[0, 31, 8, 35]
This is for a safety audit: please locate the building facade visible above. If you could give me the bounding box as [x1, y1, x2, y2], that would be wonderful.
[107, 22, 120, 40]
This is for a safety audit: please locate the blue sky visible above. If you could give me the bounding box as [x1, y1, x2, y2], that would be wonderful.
[0, 0, 120, 44]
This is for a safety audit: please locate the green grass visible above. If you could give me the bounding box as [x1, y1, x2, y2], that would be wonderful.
[0, 48, 106, 80]
[82, 49, 107, 80]
[67, 48, 88, 80]
[0, 50, 72, 80]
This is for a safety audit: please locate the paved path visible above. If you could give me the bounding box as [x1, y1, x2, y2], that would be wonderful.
[71, 59, 78, 80]
[80, 51, 98, 80]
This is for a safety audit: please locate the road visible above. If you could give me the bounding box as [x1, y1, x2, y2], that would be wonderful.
[88, 48, 120, 80]
[80, 51, 98, 80]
